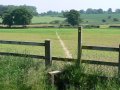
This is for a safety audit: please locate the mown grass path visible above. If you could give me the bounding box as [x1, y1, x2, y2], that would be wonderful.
[56, 30, 72, 58]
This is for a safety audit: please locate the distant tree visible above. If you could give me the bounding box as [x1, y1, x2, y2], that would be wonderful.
[86, 8, 93, 14]
[97, 9, 104, 14]
[79, 10, 85, 14]
[2, 7, 33, 27]
[0, 5, 8, 17]
[102, 19, 106, 23]
[11, 7, 33, 26]
[63, 9, 80, 26]
[19, 5, 38, 16]
[2, 13, 13, 27]
[108, 16, 112, 19]
[113, 18, 119, 21]
[115, 9, 120, 13]
[107, 8, 112, 13]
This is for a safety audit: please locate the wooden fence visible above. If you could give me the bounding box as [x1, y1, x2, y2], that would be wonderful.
[0, 27, 119, 73]
[0, 40, 52, 68]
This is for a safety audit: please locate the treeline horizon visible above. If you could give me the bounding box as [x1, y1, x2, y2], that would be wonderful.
[40, 8, 120, 16]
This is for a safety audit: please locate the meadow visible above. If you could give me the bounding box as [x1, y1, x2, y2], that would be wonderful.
[0, 27, 120, 89]
[0, 28, 120, 60]
[31, 13, 120, 25]
[1, 13, 120, 25]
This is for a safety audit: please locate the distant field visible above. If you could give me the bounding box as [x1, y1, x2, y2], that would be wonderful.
[1, 13, 120, 25]
[81, 13, 120, 25]
[32, 16, 65, 24]
[0, 28, 120, 62]
[31, 13, 120, 25]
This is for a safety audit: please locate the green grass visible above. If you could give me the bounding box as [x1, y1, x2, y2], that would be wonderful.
[31, 13, 120, 25]
[31, 14, 120, 25]
[0, 28, 120, 90]
[1, 13, 120, 25]
[32, 16, 65, 24]
[57, 28, 120, 61]
[0, 28, 119, 60]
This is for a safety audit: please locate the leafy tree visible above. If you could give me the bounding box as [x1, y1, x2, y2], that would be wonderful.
[11, 7, 33, 26]
[79, 10, 85, 14]
[2, 13, 13, 27]
[86, 8, 93, 14]
[19, 5, 38, 16]
[108, 16, 112, 19]
[113, 18, 119, 21]
[115, 9, 120, 13]
[63, 9, 80, 26]
[102, 19, 106, 23]
[2, 7, 33, 27]
[107, 8, 112, 13]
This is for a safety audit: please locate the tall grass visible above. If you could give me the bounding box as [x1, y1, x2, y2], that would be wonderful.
[0, 55, 51, 90]
[59, 63, 120, 90]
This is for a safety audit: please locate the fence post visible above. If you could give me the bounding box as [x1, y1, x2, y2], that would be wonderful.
[118, 44, 120, 77]
[45, 40, 52, 68]
[77, 26, 82, 66]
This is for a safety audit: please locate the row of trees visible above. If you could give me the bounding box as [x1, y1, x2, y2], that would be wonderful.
[0, 5, 38, 17]
[80, 8, 114, 14]
[40, 8, 120, 16]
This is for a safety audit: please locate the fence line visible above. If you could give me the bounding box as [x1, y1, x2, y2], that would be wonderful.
[0, 27, 119, 74]
[0, 40, 51, 68]
[0, 40, 45, 46]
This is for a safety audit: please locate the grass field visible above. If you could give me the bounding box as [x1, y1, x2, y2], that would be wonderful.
[0, 28, 119, 61]
[0, 27, 120, 89]
[32, 16, 65, 24]
[31, 13, 120, 25]
[1, 13, 120, 25]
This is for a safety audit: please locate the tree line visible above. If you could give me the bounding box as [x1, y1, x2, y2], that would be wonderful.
[40, 8, 120, 16]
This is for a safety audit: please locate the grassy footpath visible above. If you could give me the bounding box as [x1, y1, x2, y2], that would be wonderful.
[0, 28, 120, 89]
[0, 28, 119, 60]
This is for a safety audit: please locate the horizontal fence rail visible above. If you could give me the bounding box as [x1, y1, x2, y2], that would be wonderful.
[82, 59, 118, 66]
[0, 40, 119, 70]
[82, 45, 119, 52]
[0, 40, 51, 68]
[0, 52, 45, 59]
[0, 40, 45, 46]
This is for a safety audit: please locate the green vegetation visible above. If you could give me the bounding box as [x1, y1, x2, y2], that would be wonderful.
[0, 56, 59, 90]
[1, 13, 120, 25]
[2, 7, 33, 27]
[32, 16, 65, 24]
[63, 9, 80, 26]
[33, 13, 120, 25]
[0, 28, 119, 60]
[59, 63, 120, 90]
[0, 28, 119, 89]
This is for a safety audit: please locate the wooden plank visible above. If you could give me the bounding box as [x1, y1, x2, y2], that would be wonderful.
[82, 45, 119, 52]
[82, 59, 118, 66]
[45, 40, 52, 68]
[0, 40, 45, 46]
[52, 57, 76, 62]
[0, 52, 45, 59]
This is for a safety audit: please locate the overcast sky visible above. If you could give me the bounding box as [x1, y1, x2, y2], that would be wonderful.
[0, 0, 120, 13]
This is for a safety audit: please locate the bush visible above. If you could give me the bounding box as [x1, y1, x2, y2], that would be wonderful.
[59, 64, 120, 90]
[113, 18, 119, 21]
[49, 20, 61, 24]
[102, 19, 106, 23]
